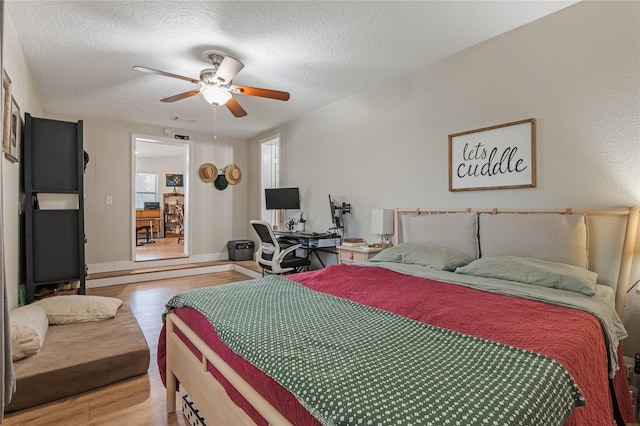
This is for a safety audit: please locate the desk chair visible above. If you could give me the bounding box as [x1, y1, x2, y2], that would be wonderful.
[250, 220, 310, 275]
[136, 225, 151, 246]
[175, 205, 184, 244]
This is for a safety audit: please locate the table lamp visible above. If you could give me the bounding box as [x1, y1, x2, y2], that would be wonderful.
[371, 209, 394, 248]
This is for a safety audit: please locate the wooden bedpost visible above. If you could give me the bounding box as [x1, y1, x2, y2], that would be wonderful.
[166, 314, 177, 414]
[394, 209, 399, 246]
[615, 206, 639, 317]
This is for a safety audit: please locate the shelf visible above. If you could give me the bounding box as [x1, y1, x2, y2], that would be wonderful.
[23, 114, 85, 304]
[31, 210, 82, 283]
[164, 192, 184, 240]
[30, 277, 83, 287]
[28, 117, 82, 192]
[30, 189, 82, 195]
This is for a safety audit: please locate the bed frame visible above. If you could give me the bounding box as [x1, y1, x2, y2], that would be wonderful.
[165, 313, 292, 425]
[165, 206, 639, 425]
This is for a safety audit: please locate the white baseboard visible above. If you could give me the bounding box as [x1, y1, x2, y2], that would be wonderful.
[87, 252, 227, 275]
[86, 262, 262, 288]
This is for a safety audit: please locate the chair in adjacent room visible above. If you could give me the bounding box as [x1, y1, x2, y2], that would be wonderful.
[250, 220, 310, 275]
[175, 204, 184, 244]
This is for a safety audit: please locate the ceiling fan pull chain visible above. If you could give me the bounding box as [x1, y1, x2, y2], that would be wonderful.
[213, 105, 218, 140]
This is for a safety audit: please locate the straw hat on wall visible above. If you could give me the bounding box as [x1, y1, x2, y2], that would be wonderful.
[224, 164, 242, 185]
[198, 163, 218, 183]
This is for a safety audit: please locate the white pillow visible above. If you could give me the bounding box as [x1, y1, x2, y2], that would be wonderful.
[455, 256, 597, 296]
[402, 213, 478, 259]
[478, 213, 588, 268]
[370, 243, 473, 271]
[10, 304, 49, 361]
[34, 295, 123, 325]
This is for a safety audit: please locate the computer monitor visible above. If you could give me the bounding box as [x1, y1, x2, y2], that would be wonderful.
[265, 187, 301, 210]
[144, 201, 160, 210]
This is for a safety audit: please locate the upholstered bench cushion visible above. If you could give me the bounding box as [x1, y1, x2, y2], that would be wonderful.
[5, 303, 150, 412]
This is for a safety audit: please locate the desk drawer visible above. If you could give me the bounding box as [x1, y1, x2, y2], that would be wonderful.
[137, 209, 161, 218]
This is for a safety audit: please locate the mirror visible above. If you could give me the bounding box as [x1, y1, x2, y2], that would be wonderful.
[133, 136, 189, 261]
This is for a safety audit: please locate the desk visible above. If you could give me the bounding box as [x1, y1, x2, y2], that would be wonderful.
[136, 209, 163, 238]
[274, 231, 341, 268]
[136, 225, 151, 246]
[136, 218, 163, 238]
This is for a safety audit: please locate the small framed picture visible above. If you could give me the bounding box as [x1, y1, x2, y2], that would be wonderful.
[166, 173, 183, 187]
[2, 69, 12, 159]
[5, 96, 20, 163]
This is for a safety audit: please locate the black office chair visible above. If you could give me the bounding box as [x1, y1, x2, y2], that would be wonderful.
[250, 220, 310, 275]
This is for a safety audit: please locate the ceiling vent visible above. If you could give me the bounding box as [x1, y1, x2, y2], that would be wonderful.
[170, 116, 196, 124]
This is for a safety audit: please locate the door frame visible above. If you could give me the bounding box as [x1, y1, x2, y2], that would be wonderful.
[131, 134, 191, 261]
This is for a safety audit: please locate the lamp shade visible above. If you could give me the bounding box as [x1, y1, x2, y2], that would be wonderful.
[371, 209, 394, 235]
[201, 86, 232, 105]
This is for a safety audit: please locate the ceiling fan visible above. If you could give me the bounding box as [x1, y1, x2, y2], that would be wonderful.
[133, 50, 290, 118]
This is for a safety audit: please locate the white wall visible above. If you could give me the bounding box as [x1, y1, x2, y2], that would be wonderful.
[43, 114, 249, 273]
[2, 10, 44, 309]
[248, 2, 640, 352]
[136, 154, 186, 200]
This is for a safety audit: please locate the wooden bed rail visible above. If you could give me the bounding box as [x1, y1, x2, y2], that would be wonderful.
[396, 207, 636, 216]
[393, 207, 640, 317]
[166, 312, 292, 426]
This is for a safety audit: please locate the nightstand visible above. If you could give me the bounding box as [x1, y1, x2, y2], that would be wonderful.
[337, 245, 384, 264]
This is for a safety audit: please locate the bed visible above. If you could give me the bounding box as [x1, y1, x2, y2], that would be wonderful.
[159, 207, 639, 425]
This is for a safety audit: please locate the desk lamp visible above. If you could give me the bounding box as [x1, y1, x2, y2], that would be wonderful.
[371, 209, 394, 248]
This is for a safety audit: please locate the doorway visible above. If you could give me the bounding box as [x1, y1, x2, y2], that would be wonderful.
[132, 135, 189, 261]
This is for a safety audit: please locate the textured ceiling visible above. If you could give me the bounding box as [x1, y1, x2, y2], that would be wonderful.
[6, 1, 576, 140]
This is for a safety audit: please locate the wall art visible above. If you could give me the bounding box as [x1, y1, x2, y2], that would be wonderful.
[448, 118, 536, 191]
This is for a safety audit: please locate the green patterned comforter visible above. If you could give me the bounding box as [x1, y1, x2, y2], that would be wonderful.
[166, 275, 585, 426]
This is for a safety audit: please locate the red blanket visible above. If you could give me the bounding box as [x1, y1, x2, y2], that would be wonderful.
[159, 264, 633, 425]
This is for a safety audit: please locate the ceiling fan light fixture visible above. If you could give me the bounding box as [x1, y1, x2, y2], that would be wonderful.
[201, 86, 232, 106]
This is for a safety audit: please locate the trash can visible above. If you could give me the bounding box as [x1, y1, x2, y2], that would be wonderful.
[227, 240, 255, 261]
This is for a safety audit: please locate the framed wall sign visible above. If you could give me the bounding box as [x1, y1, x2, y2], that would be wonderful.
[448, 118, 536, 192]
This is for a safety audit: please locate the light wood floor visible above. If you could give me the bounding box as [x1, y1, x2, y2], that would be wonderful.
[4, 270, 254, 426]
[135, 237, 187, 262]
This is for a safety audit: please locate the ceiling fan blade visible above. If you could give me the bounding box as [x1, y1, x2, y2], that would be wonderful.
[213, 56, 244, 85]
[160, 89, 201, 103]
[231, 85, 290, 101]
[225, 97, 248, 117]
[132, 66, 200, 84]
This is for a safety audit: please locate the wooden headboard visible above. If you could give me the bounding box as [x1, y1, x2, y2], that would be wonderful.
[393, 207, 639, 316]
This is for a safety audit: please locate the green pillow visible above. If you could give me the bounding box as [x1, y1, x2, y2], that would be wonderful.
[369, 243, 473, 271]
[455, 256, 597, 296]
